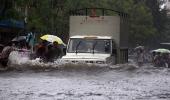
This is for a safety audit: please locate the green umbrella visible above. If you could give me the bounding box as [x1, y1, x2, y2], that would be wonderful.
[152, 48, 170, 53]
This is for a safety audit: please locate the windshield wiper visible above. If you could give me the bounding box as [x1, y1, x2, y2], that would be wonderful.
[75, 41, 82, 54]
[92, 41, 98, 54]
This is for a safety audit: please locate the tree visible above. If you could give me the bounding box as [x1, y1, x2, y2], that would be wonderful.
[105, 0, 156, 45]
[129, 2, 156, 45]
[1, 0, 168, 45]
[145, 0, 168, 43]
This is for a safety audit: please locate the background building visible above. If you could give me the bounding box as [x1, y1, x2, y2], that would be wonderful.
[0, 0, 25, 44]
[0, 19, 24, 44]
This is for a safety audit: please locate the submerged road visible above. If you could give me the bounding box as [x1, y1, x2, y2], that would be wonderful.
[0, 64, 170, 100]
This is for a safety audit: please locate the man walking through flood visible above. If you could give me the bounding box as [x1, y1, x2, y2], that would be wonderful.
[35, 40, 48, 60]
[45, 41, 62, 62]
[134, 45, 145, 67]
[136, 49, 144, 66]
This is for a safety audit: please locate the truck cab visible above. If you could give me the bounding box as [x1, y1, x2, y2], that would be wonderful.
[62, 35, 116, 64]
[62, 8, 128, 65]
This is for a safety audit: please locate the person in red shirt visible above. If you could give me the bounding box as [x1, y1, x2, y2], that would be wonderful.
[45, 41, 62, 62]
[35, 40, 48, 60]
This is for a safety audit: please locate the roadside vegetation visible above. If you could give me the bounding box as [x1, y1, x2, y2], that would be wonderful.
[0, 0, 169, 46]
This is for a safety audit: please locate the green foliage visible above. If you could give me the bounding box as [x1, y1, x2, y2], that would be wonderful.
[1, 0, 169, 45]
[129, 2, 156, 45]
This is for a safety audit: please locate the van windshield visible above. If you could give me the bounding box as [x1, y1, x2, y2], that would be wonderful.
[67, 38, 111, 54]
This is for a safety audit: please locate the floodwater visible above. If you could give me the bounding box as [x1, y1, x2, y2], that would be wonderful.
[0, 51, 170, 100]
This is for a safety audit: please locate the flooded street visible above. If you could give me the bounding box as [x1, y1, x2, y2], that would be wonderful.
[0, 63, 170, 100]
[0, 52, 169, 100]
[1, 0, 170, 99]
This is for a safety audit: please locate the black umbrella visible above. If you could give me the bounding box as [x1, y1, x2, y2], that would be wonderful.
[12, 36, 26, 42]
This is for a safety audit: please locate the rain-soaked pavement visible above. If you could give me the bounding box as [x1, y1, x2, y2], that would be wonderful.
[0, 51, 170, 100]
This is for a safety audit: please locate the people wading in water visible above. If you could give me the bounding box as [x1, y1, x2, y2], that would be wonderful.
[45, 41, 62, 62]
[0, 42, 15, 67]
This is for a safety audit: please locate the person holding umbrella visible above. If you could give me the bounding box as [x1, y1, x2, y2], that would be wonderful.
[134, 45, 145, 66]
[35, 40, 48, 60]
[152, 48, 170, 67]
[39, 34, 65, 62]
[167, 54, 170, 68]
[45, 41, 62, 62]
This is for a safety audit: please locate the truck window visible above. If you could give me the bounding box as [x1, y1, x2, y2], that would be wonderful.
[67, 38, 111, 54]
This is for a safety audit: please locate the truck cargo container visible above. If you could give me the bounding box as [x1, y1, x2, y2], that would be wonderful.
[62, 8, 128, 64]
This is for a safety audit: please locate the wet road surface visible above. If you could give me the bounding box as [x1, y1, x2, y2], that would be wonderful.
[0, 64, 170, 100]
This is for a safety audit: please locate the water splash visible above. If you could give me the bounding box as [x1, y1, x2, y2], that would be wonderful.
[7, 51, 104, 70]
[1, 51, 170, 100]
[6, 50, 151, 72]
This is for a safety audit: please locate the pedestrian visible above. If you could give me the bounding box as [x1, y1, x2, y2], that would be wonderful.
[159, 54, 166, 67]
[167, 54, 170, 68]
[35, 40, 48, 60]
[26, 29, 35, 52]
[45, 41, 62, 62]
[137, 49, 144, 67]
[26, 32, 33, 48]
[151, 51, 156, 63]
[162, 53, 169, 67]
[153, 52, 165, 67]
[0, 44, 4, 53]
[52, 41, 62, 58]
[0, 42, 15, 67]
